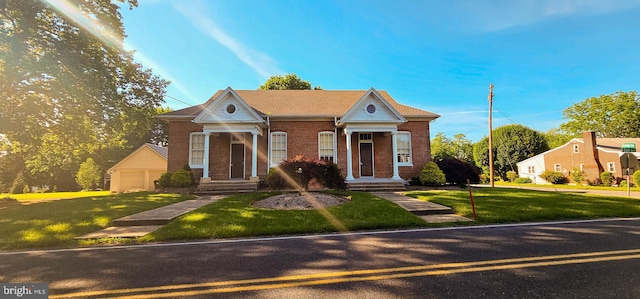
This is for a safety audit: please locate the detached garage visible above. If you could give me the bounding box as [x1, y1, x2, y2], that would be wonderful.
[108, 143, 168, 193]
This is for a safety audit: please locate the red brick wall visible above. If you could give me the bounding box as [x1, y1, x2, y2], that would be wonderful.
[543, 140, 623, 183]
[167, 119, 433, 181]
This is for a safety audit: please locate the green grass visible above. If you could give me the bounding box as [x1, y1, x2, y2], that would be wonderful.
[142, 191, 426, 242]
[494, 181, 640, 191]
[0, 191, 111, 201]
[0, 192, 195, 250]
[406, 188, 640, 223]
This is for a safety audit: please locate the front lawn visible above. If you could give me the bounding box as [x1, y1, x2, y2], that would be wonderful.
[1, 191, 111, 201]
[142, 191, 426, 242]
[0, 192, 195, 250]
[406, 188, 640, 223]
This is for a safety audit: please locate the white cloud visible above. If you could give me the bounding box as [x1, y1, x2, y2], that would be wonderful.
[173, 2, 283, 79]
[457, 0, 640, 32]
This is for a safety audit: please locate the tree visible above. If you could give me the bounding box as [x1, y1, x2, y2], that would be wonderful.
[259, 73, 321, 90]
[435, 158, 480, 185]
[544, 128, 573, 149]
[0, 0, 169, 190]
[560, 91, 640, 138]
[431, 133, 474, 164]
[473, 124, 549, 180]
[76, 158, 101, 190]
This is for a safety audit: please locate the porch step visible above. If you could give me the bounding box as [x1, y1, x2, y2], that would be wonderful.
[196, 180, 258, 195]
[347, 181, 407, 192]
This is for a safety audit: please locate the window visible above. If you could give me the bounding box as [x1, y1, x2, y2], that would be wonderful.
[554, 164, 561, 172]
[579, 164, 584, 171]
[396, 132, 412, 165]
[573, 144, 579, 153]
[189, 133, 205, 167]
[359, 133, 372, 141]
[318, 132, 335, 162]
[607, 162, 615, 173]
[366, 104, 376, 114]
[528, 166, 535, 173]
[270, 132, 287, 166]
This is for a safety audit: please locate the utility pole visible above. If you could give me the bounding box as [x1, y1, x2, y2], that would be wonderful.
[488, 83, 494, 187]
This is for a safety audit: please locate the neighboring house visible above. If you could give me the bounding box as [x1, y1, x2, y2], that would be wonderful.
[108, 143, 168, 193]
[517, 131, 640, 184]
[158, 87, 439, 190]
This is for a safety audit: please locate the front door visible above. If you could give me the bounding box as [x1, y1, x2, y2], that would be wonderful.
[230, 143, 244, 179]
[360, 143, 374, 177]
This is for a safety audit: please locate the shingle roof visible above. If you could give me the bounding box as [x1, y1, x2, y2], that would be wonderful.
[160, 89, 439, 120]
[147, 143, 168, 159]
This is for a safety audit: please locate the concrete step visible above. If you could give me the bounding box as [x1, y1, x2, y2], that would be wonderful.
[197, 180, 258, 194]
[347, 181, 407, 192]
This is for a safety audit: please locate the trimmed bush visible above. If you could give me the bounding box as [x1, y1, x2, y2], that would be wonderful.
[514, 177, 532, 184]
[419, 162, 445, 186]
[435, 158, 480, 186]
[266, 156, 345, 191]
[76, 158, 102, 190]
[569, 168, 584, 184]
[170, 169, 193, 188]
[620, 180, 628, 188]
[506, 171, 518, 183]
[182, 164, 195, 186]
[158, 171, 173, 188]
[633, 170, 640, 187]
[540, 171, 566, 184]
[600, 172, 614, 186]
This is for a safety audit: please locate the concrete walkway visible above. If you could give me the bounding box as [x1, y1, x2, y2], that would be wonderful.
[77, 195, 223, 239]
[372, 192, 473, 223]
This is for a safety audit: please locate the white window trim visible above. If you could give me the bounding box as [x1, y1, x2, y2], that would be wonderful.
[573, 144, 579, 153]
[607, 162, 616, 173]
[396, 131, 412, 166]
[270, 132, 287, 167]
[189, 132, 205, 168]
[554, 163, 561, 172]
[318, 131, 335, 162]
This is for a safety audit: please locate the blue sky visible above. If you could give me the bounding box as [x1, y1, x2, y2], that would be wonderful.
[120, 0, 640, 141]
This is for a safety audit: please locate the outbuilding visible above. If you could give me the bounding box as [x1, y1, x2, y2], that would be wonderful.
[108, 143, 168, 193]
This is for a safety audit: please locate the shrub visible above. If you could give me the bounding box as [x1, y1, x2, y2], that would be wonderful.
[419, 162, 445, 186]
[600, 172, 614, 186]
[633, 170, 640, 187]
[182, 164, 195, 185]
[170, 169, 193, 188]
[10, 172, 26, 194]
[506, 171, 518, 183]
[266, 156, 345, 191]
[76, 158, 102, 190]
[514, 177, 532, 184]
[435, 158, 480, 186]
[158, 171, 173, 188]
[540, 171, 566, 184]
[569, 168, 584, 184]
[620, 180, 628, 188]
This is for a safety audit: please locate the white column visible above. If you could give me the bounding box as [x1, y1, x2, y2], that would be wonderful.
[202, 132, 211, 182]
[251, 131, 259, 181]
[345, 129, 354, 180]
[391, 131, 401, 180]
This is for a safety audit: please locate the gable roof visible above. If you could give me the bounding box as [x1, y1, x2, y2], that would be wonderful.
[159, 89, 439, 120]
[108, 143, 168, 173]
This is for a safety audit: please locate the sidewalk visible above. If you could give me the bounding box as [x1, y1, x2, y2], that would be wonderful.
[372, 192, 472, 223]
[476, 184, 640, 198]
[77, 195, 223, 239]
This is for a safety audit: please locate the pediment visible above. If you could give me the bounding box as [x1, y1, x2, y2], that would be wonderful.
[193, 87, 265, 124]
[339, 88, 407, 124]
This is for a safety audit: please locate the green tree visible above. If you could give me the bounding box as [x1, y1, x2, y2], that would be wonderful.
[76, 158, 101, 190]
[473, 124, 549, 180]
[0, 0, 169, 190]
[544, 128, 573, 149]
[560, 91, 640, 138]
[259, 73, 321, 90]
[431, 133, 474, 164]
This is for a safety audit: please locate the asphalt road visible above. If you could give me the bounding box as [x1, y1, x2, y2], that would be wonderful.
[2, 218, 640, 298]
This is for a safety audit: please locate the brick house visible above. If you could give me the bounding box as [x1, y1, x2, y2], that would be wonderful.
[158, 87, 439, 191]
[517, 131, 640, 184]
